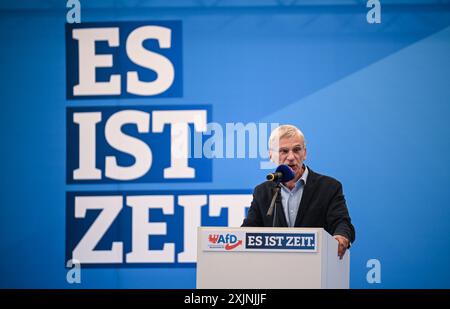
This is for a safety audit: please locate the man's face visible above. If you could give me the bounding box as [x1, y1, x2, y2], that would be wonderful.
[270, 135, 307, 179]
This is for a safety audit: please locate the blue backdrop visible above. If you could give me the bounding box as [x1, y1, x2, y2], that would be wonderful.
[1, 0, 449, 288]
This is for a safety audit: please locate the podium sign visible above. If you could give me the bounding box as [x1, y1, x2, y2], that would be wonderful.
[197, 227, 349, 289]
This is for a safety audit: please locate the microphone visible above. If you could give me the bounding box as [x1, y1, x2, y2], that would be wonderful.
[266, 164, 295, 182]
[266, 164, 295, 223]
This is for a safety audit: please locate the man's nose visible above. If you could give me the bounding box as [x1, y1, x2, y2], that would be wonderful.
[286, 150, 295, 161]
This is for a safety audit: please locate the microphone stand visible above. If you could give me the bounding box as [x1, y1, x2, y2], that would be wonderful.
[266, 180, 282, 227]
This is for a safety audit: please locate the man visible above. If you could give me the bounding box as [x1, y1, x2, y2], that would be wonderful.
[242, 125, 355, 259]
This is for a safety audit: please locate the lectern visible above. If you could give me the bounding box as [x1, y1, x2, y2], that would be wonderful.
[196, 227, 349, 289]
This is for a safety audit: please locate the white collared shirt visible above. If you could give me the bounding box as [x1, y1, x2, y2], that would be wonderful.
[280, 166, 309, 227]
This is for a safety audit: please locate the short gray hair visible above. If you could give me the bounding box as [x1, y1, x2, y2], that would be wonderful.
[268, 125, 306, 150]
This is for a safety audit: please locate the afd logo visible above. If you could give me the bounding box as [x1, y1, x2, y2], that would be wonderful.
[65, 21, 182, 99]
[208, 234, 243, 251]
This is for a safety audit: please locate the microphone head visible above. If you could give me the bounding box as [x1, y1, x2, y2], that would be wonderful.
[275, 164, 295, 182]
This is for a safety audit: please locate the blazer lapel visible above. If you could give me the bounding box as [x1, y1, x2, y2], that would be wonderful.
[294, 168, 318, 227]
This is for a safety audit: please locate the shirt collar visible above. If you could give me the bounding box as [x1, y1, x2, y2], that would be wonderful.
[300, 165, 309, 185]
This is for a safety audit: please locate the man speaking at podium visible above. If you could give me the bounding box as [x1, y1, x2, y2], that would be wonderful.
[241, 125, 355, 259]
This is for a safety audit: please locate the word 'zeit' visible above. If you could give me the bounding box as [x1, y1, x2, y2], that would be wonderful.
[68, 192, 252, 265]
[71, 108, 207, 181]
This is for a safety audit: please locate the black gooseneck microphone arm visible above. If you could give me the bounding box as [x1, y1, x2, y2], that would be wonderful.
[267, 180, 282, 227]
